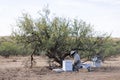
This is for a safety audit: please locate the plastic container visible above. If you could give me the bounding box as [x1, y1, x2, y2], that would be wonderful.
[62, 60, 73, 71]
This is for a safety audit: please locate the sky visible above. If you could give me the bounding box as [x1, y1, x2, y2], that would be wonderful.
[0, 0, 120, 37]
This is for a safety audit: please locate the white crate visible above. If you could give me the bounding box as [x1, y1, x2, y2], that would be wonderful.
[62, 60, 73, 71]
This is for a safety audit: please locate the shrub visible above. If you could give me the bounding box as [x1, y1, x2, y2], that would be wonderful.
[0, 41, 32, 57]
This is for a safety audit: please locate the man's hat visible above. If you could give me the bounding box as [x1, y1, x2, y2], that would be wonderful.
[70, 50, 76, 56]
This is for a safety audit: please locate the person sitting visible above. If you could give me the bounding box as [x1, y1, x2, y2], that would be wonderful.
[92, 53, 102, 67]
[70, 50, 91, 72]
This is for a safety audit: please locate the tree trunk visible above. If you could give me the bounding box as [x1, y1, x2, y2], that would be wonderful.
[30, 45, 37, 68]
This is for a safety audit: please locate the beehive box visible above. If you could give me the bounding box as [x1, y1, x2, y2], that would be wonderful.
[62, 60, 73, 71]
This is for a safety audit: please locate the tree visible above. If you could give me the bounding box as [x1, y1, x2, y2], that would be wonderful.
[12, 8, 110, 67]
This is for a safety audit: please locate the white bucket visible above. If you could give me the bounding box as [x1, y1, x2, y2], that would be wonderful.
[62, 60, 73, 71]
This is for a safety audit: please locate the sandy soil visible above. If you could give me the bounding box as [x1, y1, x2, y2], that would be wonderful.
[0, 56, 120, 80]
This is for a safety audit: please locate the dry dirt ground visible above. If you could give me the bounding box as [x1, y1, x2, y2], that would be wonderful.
[0, 56, 120, 80]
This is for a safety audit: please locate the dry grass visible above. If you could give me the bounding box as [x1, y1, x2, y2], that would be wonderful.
[0, 56, 120, 80]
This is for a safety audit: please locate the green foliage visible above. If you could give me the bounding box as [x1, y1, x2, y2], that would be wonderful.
[12, 8, 120, 66]
[103, 39, 120, 58]
[0, 37, 32, 57]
